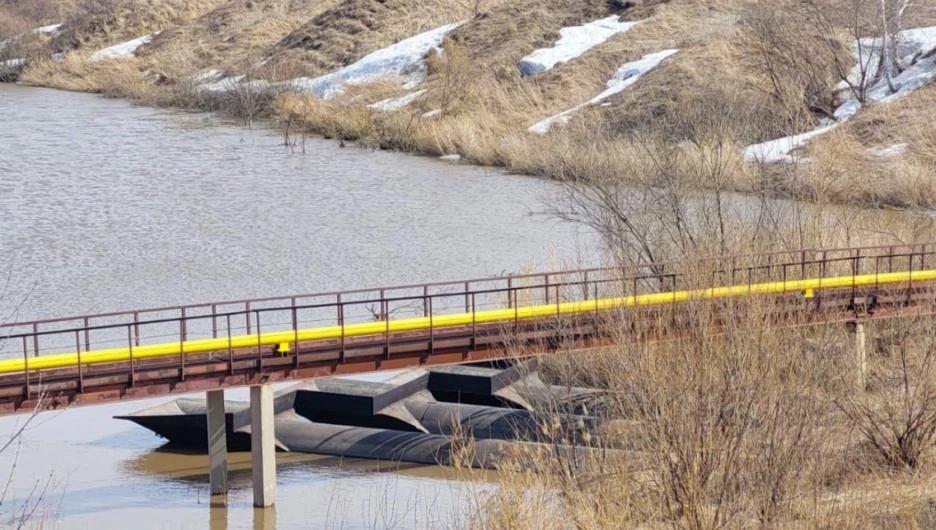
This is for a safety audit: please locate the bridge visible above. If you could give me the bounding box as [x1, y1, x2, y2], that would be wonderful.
[3, 242, 936, 507]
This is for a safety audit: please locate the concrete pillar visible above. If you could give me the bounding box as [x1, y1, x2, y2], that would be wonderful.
[253, 507, 277, 530]
[251, 384, 276, 508]
[856, 321, 868, 391]
[206, 389, 228, 496]
[208, 503, 228, 530]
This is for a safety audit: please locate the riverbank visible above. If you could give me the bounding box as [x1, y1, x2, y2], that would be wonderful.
[3, 0, 936, 211]
[5, 79, 936, 530]
[0, 84, 585, 530]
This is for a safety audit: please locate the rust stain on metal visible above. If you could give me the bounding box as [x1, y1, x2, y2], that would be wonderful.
[1, 244, 936, 416]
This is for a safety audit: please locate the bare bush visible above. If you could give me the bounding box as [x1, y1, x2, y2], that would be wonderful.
[839, 317, 936, 469]
[740, 1, 848, 121]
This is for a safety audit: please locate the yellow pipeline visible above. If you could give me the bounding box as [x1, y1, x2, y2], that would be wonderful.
[1, 269, 934, 375]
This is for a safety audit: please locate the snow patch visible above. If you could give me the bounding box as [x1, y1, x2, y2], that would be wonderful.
[745, 26, 936, 164]
[197, 74, 243, 93]
[529, 49, 678, 134]
[367, 89, 427, 111]
[334, 370, 406, 383]
[743, 125, 839, 164]
[197, 75, 272, 94]
[869, 143, 908, 158]
[34, 23, 61, 35]
[421, 109, 442, 119]
[192, 69, 224, 85]
[520, 16, 640, 77]
[288, 22, 464, 99]
[439, 154, 461, 162]
[90, 32, 159, 61]
[1, 58, 25, 69]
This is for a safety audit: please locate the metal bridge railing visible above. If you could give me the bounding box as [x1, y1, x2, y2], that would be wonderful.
[1, 243, 934, 376]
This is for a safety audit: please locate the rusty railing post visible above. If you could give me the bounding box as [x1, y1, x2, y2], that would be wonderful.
[226, 314, 234, 376]
[471, 292, 477, 350]
[133, 312, 140, 347]
[128, 325, 135, 387]
[507, 277, 513, 309]
[294, 306, 300, 370]
[22, 336, 29, 401]
[428, 296, 434, 356]
[84, 317, 91, 352]
[75, 330, 83, 394]
[179, 318, 185, 381]
[338, 295, 346, 364]
[464, 282, 471, 313]
[256, 310, 262, 371]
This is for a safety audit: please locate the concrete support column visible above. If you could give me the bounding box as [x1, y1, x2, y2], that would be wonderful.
[206, 389, 228, 496]
[251, 384, 276, 508]
[855, 321, 868, 391]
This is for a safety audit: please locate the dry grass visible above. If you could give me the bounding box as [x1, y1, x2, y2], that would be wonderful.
[261, 0, 510, 80]
[0, 0, 63, 39]
[7, 0, 936, 212]
[137, 0, 342, 76]
[47, 0, 226, 53]
[453, 288, 936, 530]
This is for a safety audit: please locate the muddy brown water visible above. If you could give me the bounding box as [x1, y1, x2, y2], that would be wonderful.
[0, 84, 596, 529]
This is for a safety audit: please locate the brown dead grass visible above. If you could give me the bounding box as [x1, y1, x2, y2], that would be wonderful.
[261, 0, 512, 80]
[8, 0, 936, 211]
[456, 295, 936, 530]
[48, 0, 226, 53]
[0, 0, 65, 39]
[138, 0, 342, 75]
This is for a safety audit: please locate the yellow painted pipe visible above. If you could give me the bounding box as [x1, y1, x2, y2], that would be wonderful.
[1, 269, 933, 375]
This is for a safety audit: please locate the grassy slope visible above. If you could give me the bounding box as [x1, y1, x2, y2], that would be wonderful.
[5, 0, 936, 210]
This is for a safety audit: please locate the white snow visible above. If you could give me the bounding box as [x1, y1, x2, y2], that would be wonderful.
[198, 74, 243, 93]
[1, 58, 25, 69]
[439, 154, 461, 162]
[745, 26, 936, 164]
[196, 73, 272, 95]
[1, 23, 60, 51]
[288, 22, 464, 99]
[743, 124, 839, 164]
[421, 109, 442, 119]
[367, 89, 427, 111]
[520, 16, 640, 77]
[90, 32, 159, 62]
[34, 23, 61, 34]
[334, 370, 406, 383]
[529, 49, 678, 134]
[193, 69, 224, 84]
[869, 143, 908, 158]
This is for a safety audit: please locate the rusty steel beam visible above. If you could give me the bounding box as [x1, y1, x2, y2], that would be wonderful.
[0, 282, 934, 416]
[2, 243, 936, 416]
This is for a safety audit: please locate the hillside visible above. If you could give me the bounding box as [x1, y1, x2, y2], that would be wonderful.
[2, 0, 936, 209]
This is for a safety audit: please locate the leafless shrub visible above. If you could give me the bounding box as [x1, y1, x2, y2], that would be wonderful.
[427, 39, 480, 117]
[838, 316, 936, 469]
[740, 1, 848, 121]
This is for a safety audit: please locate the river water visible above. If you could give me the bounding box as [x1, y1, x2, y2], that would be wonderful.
[0, 84, 597, 529]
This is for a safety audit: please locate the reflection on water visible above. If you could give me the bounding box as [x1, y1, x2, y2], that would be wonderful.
[0, 84, 580, 529]
[124, 447, 499, 530]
